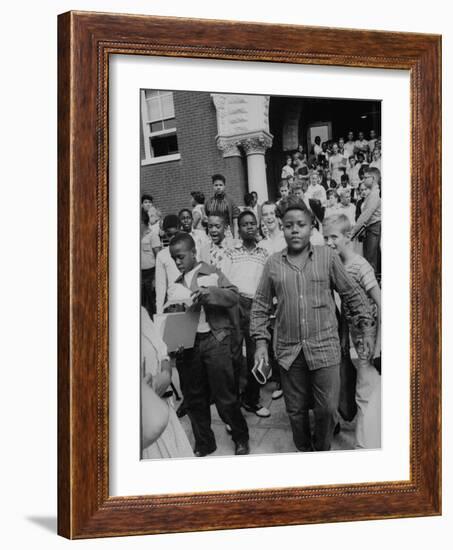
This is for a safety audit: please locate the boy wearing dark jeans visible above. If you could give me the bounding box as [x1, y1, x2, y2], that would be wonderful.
[250, 204, 375, 452]
[225, 211, 270, 417]
[170, 232, 249, 456]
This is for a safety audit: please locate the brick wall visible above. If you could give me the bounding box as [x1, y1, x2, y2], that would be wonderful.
[140, 91, 247, 218]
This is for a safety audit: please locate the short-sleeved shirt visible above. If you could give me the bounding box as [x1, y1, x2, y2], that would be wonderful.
[344, 254, 378, 314]
[224, 242, 269, 299]
[343, 255, 379, 351]
[209, 239, 233, 274]
[141, 229, 161, 270]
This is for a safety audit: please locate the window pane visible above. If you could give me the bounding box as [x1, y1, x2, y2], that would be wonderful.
[150, 134, 179, 157]
[150, 121, 163, 132]
[147, 97, 162, 121]
[162, 118, 176, 130]
[161, 93, 175, 119]
[145, 90, 160, 99]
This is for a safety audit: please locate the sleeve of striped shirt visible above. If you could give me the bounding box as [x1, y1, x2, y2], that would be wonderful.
[249, 259, 275, 342]
[358, 259, 378, 293]
[329, 251, 374, 331]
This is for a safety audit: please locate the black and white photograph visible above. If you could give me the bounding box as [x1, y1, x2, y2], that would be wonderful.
[139, 89, 382, 460]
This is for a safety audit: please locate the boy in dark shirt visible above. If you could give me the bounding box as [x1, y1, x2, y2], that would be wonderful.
[170, 233, 249, 456]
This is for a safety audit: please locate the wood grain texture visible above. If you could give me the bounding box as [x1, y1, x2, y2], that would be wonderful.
[57, 10, 442, 539]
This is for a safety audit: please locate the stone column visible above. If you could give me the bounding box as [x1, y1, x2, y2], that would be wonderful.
[240, 132, 273, 202]
[211, 93, 273, 202]
[216, 137, 247, 199]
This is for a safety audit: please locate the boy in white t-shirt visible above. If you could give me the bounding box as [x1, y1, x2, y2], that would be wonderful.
[322, 214, 381, 450]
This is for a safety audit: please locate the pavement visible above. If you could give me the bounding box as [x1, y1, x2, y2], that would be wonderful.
[175, 373, 357, 457]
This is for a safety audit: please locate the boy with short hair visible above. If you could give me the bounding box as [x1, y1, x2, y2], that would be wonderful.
[205, 174, 240, 239]
[276, 180, 290, 208]
[325, 189, 340, 219]
[170, 233, 249, 456]
[178, 208, 210, 262]
[304, 172, 327, 207]
[250, 204, 375, 452]
[224, 211, 270, 417]
[206, 214, 233, 273]
[338, 189, 356, 226]
[322, 214, 381, 449]
[292, 184, 305, 202]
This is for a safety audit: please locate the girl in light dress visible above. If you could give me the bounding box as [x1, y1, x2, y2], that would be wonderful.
[141, 307, 193, 459]
[329, 142, 347, 186]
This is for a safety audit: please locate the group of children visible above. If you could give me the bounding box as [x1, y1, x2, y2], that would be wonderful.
[279, 129, 381, 204]
[141, 157, 382, 458]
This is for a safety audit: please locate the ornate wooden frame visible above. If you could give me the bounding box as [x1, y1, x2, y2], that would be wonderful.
[58, 11, 441, 539]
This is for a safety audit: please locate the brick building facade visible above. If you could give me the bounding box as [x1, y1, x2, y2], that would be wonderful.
[140, 91, 381, 218]
[140, 91, 248, 217]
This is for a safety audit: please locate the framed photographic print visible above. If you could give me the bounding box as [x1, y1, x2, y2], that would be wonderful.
[58, 11, 441, 539]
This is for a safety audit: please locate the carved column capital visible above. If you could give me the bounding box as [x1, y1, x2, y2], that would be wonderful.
[216, 136, 242, 158]
[239, 131, 273, 156]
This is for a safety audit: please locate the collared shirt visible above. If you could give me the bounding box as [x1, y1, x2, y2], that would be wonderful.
[224, 242, 269, 299]
[205, 193, 240, 229]
[250, 244, 374, 371]
[258, 231, 287, 256]
[351, 186, 381, 238]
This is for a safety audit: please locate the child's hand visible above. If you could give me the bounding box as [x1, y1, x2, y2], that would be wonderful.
[254, 342, 269, 369]
[191, 287, 210, 304]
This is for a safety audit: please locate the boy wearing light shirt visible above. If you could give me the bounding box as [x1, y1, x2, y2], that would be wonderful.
[304, 172, 327, 207]
[225, 211, 270, 417]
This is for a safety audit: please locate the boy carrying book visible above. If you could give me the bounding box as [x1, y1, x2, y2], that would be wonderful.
[170, 232, 249, 456]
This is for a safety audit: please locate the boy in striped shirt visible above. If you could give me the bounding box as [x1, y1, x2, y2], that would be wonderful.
[250, 203, 375, 452]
